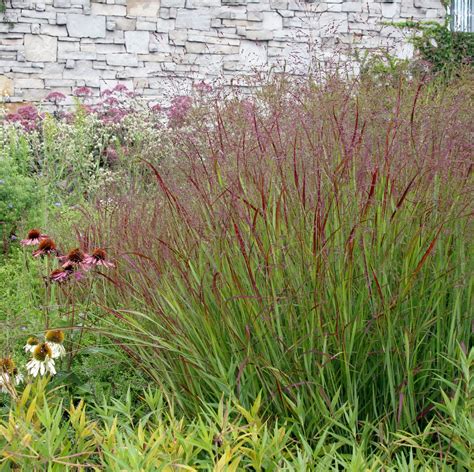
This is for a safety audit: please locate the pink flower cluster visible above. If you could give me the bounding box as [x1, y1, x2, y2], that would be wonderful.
[5, 105, 42, 133]
[167, 95, 193, 128]
[20, 229, 115, 284]
[44, 91, 67, 104]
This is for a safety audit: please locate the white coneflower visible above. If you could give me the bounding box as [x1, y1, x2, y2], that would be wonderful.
[0, 358, 23, 393]
[26, 343, 56, 377]
[24, 336, 40, 353]
[13, 369, 24, 385]
[45, 330, 66, 359]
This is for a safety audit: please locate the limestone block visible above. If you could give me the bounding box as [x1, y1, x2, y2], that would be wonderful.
[341, 2, 362, 13]
[239, 39, 267, 68]
[157, 18, 176, 33]
[96, 43, 127, 54]
[244, 30, 274, 41]
[115, 18, 137, 30]
[185, 41, 208, 53]
[137, 21, 157, 30]
[57, 14, 68, 25]
[106, 54, 139, 66]
[24, 34, 58, 62]
[63, 60, 101, 79]
[127, 0, 161, 16]
[125, 31, 150, 54]
[319, 12, 349, 35]
[176, 9, 211, 30]
[91, 4, 127, 16]
[53, 0, 71, 7]
[40, 25, 69, 37]
[262, 12, 283, 30]
[247, 11, 263, 21]
[150, 33, 173, 53]
[414, 0, 443, 8]
[186, 0, 221, 6]
[15, 78, 44, 88]
[66, 14, 106, 38]
[0, 76, 14, 97]
[381, 2, 400, 18]
[161, 0, 185, 7]
[10, 0, 32, 7]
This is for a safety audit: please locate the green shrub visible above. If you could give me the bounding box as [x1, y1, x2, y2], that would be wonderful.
[0, 157, 37, 250]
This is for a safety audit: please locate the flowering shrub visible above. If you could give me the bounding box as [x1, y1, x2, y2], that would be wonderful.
[5, 105, 42, 133]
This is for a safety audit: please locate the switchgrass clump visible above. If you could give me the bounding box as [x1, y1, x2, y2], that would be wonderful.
[74, 72, 473, 456]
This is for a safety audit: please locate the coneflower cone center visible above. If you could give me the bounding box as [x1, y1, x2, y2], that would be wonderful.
[92, 248, 106, 260]
[28, 229, 41, 239]
[45, 330, 65, 344]
[68, 248, 85, 263]
[33, 343, 53, 361]
[27, 336, 39, 346]
[39, 238, 56, 251]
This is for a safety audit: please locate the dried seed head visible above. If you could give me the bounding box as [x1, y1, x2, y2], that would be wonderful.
[0, 357, 16, 374]
[212, 433, 223, 448]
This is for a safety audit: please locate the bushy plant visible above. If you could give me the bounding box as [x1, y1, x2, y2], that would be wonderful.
[72, 73, 473, 451]
[1, 347, 472, 469]
[0, 156, 37, 251]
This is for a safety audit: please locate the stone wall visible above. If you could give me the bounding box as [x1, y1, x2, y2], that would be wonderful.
[0, 0, 445, 105]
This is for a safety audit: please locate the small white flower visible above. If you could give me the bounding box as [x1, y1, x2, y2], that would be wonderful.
[26, 357, 56, 377]
[27, 343, 57, 377]
[24, 336, 40, 353]
[0, 373, 10, 393]
[47, 342, 66, 359]
[15, 372, 24, 385]
[45, 330, 66, 359]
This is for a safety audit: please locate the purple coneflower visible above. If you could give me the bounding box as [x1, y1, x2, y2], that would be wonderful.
[21, 229, 48, 246]
[33, 238, 58, 257]
[60, 248, 89, 269]
[49, 268, 70, 283]
[84, 248, 115, 268]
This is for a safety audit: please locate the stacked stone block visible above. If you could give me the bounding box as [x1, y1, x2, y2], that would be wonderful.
[0, 0, 446, 105]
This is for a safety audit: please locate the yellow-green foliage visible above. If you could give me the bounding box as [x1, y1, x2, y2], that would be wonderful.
[1, 347, 472, 471]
